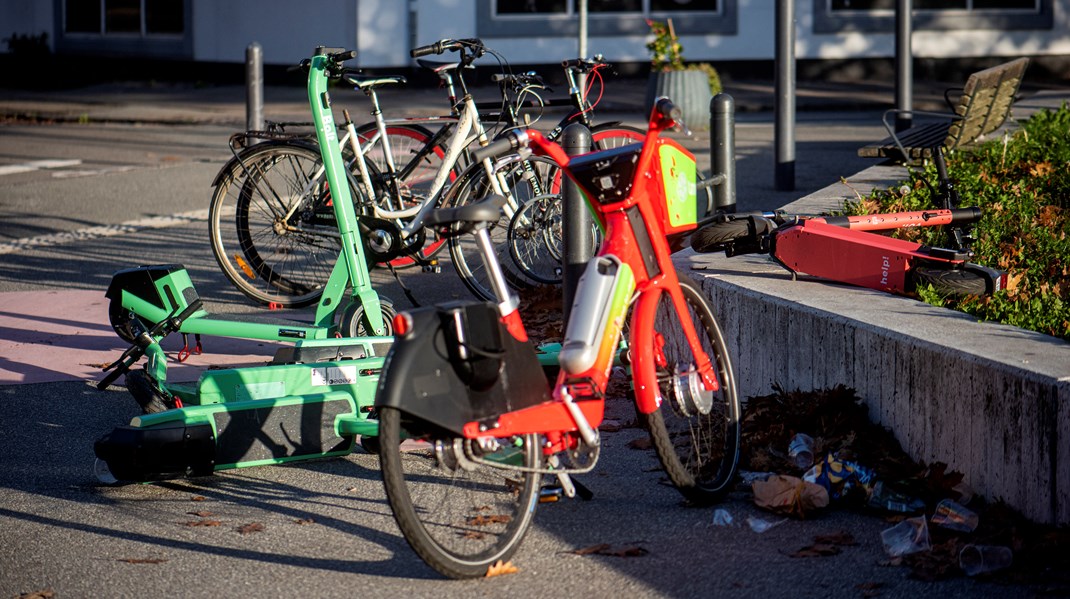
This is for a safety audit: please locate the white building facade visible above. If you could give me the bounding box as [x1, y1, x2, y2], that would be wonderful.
[3, 1, 1067, 69]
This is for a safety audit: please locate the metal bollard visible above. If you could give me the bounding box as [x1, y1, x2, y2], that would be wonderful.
[709, 93, 737, 215]
[246, 42, 264, 133]
[561, 122, 592, 321]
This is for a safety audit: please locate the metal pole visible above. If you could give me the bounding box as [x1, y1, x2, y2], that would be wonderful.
[561, 122, 592, 321]
[774, 0, 795, 192]
[578, 0, 588, 59]
[710, 93, 736, 215]
[246, 42, 264, 133]
[578, 0, 588, 103]
[895, 0, 913, 132]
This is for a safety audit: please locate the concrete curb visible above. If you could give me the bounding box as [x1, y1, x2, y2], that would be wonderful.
[682, 151, 1070, 524]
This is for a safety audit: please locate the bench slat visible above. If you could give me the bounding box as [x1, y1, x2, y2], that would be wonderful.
[858, 57, 1029, 163]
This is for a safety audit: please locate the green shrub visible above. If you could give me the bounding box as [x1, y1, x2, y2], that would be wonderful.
[645, 19, 723, 95]
[843, 104, 1070, 341]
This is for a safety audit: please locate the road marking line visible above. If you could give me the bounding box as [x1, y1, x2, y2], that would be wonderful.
[0, 159, 83, 176]
[0, 209, 210, 255]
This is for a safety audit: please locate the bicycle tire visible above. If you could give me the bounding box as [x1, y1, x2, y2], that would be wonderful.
[208, 142, 342, 308]
[911, 266, 988, 296]
[354, 123, 453, 268]
[448, 156, 562, 300]
[637, 275, 740, 505]
[377, 406, 540, 579]
[503, 124, 641, 286]
[690, 218, 774, 253]
[591, 123, 645, 150]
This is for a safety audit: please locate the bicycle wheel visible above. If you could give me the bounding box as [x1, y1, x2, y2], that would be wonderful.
[689, 218, 774, 253]
[591, 123, 644, 150]
[208, 142, 343, 308]
[911, 266, 988, 296]
[377, 407, 541, 579]
[354, 123, 453, 268]
[448, 156, 561, 300]
[637, 275, 740, 505]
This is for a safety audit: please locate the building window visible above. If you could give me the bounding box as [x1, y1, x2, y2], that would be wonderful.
[478, 0, 735, 37]
[64, 0, 185, 36]
[815, 0, 1051, 32]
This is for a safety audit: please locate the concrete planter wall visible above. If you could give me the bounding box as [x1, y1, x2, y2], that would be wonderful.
[645, 69, 712, 129]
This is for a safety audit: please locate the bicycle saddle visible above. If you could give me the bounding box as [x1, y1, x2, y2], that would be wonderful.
[343, 74, 407, 90]
[416, 58, 468, 74]
[425, 195, 506, 230]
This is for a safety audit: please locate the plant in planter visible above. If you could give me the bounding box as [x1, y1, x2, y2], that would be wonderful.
[645, 18, 722, 128]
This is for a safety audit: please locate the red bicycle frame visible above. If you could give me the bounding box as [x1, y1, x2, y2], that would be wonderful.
[456, 105, 719, 453]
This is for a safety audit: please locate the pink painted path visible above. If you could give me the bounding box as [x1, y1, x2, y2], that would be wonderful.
[0, 290, 283, 386]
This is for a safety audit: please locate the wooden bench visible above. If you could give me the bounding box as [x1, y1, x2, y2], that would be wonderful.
[858, 57, 1029, 163]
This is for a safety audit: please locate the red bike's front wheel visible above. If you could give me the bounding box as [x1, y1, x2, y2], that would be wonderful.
[377, 407, 541, 579]
[634, 275, 741, 505]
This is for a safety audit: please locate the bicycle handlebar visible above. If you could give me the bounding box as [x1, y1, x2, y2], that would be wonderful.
[471, 130, 528, 163]
[561, 55, 607, 72]
[410, 38, 484, 58]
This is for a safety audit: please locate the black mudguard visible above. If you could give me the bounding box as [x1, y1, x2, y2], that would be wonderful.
[375, 301, 551, 437]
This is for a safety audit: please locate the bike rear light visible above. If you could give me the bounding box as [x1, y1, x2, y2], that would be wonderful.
[393, 312, 413, 336]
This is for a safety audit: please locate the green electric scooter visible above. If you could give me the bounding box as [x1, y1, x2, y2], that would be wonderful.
[94, 48, 395, 483]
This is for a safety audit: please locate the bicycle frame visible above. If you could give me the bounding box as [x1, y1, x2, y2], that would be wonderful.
[378, 100, 718, 458]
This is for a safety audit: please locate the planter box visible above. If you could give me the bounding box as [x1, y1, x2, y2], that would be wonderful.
[645, 69, 712, 130]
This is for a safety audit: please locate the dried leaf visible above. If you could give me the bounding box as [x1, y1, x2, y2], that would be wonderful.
[788, 543, 841, 558]
[628, 437, 652, 450]
[484, 560, 519, 577]
[814, 531, 858, 546]
[190, 495, 207, 502]
[294, 518, 315, 525]
[18, 589, 55, 599]
[117, 558, 168, 564]
[569, 543, 648, 557]
[855, 581, 885, 598]
[187, 511, 214, 518]
[183, 519, 222, 527]
[235, 522, 265, 534]
[467, 514, 511, 526]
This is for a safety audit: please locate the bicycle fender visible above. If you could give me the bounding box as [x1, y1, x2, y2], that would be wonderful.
[210, 140, 320, 188]
[375, 301, 551, 437]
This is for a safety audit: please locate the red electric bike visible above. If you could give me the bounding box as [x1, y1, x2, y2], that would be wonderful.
[373, 99, 740, 578]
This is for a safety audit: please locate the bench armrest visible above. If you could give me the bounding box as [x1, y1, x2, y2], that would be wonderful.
[881, 108, 964, 163]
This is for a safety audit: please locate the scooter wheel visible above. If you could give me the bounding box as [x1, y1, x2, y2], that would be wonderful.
[338, 298, 396, 338]
[108, 296, 139, 344]
[93, 458, 120, 485]
[126, 369, 174, 414]
[690, 217, 774, 253]
[912, 267, 988, 296]
[358, 435, 381, 455]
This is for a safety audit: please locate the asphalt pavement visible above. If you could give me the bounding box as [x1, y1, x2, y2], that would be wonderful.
[1, 72, 1067, 598]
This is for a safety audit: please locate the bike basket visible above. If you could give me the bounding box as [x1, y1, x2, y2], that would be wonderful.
[656, 139, 698, 234]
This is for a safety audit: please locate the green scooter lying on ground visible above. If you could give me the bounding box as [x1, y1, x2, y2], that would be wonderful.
[94, 48, 397, 484]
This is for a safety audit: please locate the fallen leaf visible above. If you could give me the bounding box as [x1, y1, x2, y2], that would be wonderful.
[571, 543, 611, 556]
[187, 511, 215, 518]
[484, 560, 519, 577]
[788, 543, 841, 558]
[17, 589, 55, 599]
[855, 581, 885, 597]
[467, 514, 511, 526]
[117, 558, 168, 564]
[294, 518, 315, 525]
[236, 522, 265, 534]
[628, 437, 652, 450]
[183, 519, 222, 527]
[569, 543, 648, 557]
[814, 531, 858, 546]
[190, 495, 207, 502]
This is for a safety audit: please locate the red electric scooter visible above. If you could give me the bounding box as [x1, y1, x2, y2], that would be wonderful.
[690, 147, 1004, 297]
